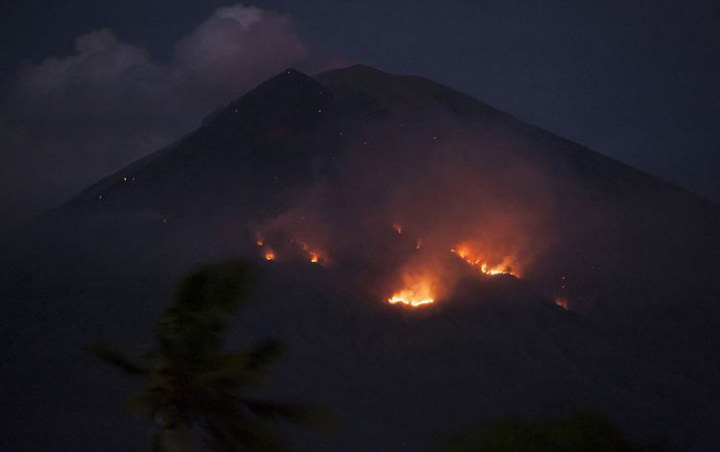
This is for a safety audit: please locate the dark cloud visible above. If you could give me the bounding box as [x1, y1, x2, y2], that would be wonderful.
[0, 4, 308, 232]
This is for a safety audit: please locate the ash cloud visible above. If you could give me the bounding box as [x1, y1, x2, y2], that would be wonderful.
[0, 4, 308, 233]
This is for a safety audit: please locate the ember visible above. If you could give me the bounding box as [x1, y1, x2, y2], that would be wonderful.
[555, 297, 569, 310]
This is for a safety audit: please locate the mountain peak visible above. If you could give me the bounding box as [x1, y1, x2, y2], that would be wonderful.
[316, 63, 391, 78]
[315, 64, 499, 119]
[199, 66, 329, 135]
[226, 67, 320, 108]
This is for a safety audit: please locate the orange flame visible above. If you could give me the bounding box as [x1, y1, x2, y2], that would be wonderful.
[392, 221, 403, 234]
[555, 297, 568, 310]
[387, 273, 436, 308]
[300, 242, 323, 264]
[450, 244, 517, 276]
[264, 249, 275, 261]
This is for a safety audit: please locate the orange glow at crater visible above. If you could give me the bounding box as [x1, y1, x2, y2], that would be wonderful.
[264, 249, 275, 261]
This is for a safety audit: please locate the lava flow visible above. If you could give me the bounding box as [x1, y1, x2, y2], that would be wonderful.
[387, 272, 437, 307]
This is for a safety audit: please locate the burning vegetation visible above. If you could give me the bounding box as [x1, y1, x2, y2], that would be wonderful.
[251, 223, 533, 309]
[387, 271, 437, 307]
[450, 243, 518, 277]
[241, 117, 565, 310]
[253, 228, 327, 266]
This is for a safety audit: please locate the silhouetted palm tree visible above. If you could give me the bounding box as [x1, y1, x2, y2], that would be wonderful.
[91, 261, 320, 451]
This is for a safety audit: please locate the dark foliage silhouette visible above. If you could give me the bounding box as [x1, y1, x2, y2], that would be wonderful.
[445, 411, 647, 452]
[90, 261, 321, 451]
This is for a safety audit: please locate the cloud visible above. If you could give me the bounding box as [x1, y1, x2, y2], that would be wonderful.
[175, 5, 307, 90]
[0, 4, 308, 232]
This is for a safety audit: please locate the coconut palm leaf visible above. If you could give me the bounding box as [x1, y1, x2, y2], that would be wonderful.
[242, 399, 329, 428]
[203, 415, 288, 452]
[88, 341, 149, 376]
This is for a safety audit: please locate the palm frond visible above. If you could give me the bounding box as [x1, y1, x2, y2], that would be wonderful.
[87, 341, 148, 376]
[156, 261, 256, 363]
[196, 352, 263, 388]
[247, 338, 283, 371]
[123, 389, 165, 419]
[204, 415, 288, 452]
[242, 399, 330, 428]
[174, 261, 254, 313]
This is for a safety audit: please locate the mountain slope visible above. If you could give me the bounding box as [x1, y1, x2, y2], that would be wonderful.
[1, 65, 719, 451]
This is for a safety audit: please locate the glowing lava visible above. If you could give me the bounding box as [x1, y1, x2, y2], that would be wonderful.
[387, 273, 436, 307]
[450, 244, 517, 276]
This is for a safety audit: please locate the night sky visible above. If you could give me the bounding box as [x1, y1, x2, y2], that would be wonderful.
[2, 0, 719, 232]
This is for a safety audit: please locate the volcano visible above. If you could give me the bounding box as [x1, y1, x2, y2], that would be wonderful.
[2, 65, 720, 451]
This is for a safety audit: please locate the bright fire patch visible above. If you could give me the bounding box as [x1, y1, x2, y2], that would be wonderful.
[387, 273, 436, 307]
[450, 244, 517, 276]
[264, 249, 275, 261]
[300, 242, 323, 264]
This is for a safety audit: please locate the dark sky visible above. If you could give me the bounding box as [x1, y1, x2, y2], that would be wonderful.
[2, 0, 719, 231]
